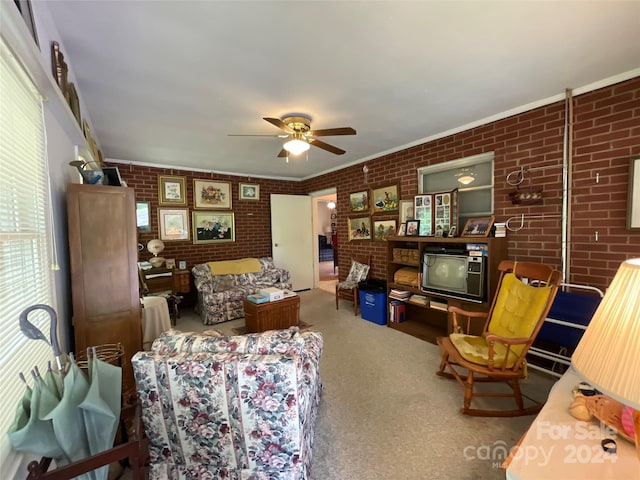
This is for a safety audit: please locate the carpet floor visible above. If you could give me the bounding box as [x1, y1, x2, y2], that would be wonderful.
[148, 288, 556, 479]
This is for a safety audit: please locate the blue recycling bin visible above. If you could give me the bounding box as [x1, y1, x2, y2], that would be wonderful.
[358, 279, 387, 325]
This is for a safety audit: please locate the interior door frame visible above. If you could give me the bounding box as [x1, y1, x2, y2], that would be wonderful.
[310, 188, 337, 288]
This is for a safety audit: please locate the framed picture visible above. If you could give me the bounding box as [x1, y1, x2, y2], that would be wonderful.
[165, 258, 176, 269]
[414, 194, 433, 236]
[67, 82, 81, 127]
[373, 219, 397, 241]
[627, 155, 640, 230]
[158, 175, 187, 206]
[371, 184, 399, 214]
[103, 167, 123, 186]
[348, 216, 372, 241]
[158, 208, 190, 241]
[14, 0, 39, 47]
[434, 192, 452, 234]
[399, 200, 414, 223]
[239, 183, 259, 200]
[51, 41, 68, 98]
[192, 211, 235, 244]
[194, 179, 231, 209]
[349, 190, 369, 213]
[406, 220, 420, 237]
[136, 201, 151, 232]
[461, 216, 495, 237]
[398, 223, 407, 236]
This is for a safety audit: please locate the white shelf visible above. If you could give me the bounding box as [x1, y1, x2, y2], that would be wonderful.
[1, 0, 93, 161]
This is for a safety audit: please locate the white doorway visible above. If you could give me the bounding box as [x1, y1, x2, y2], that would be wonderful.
[311, 189, 337, 292]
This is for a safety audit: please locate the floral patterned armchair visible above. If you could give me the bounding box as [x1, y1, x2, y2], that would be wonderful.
[192, 257, 292, 324]
[132, 327, 323, 480]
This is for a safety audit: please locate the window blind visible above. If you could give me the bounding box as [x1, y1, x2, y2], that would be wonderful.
[0, 37, 56, 476]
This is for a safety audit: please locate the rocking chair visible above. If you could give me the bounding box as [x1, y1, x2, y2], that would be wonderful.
[436, 260, 561, 417]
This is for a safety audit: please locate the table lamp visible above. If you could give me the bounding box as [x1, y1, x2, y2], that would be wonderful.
[571, 258, 640, 462]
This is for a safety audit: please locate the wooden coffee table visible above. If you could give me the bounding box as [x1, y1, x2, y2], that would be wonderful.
[243, 295, 300, 333]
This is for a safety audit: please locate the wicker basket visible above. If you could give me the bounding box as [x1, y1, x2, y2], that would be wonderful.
[583, 395, 636, 444]
[392, 248, 420, 264]
[75, 343, 124, 373]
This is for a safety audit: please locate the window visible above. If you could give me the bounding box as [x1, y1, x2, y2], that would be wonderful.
[418, 152, 494, 227]
[0, 38, 56, 474]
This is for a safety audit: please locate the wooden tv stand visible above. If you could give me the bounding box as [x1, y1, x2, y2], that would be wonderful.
[386, 236, 507, 344]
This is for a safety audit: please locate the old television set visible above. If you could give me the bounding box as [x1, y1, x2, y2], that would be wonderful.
[422, 252, 486, 302]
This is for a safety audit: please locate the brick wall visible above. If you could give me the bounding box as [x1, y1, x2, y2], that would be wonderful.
[108, 164, 303, 270]
[110, 77, 639, 292]
[302, 76, 640, 291]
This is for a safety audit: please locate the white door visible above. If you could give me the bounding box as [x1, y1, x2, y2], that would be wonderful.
[270, 194, 314, 291]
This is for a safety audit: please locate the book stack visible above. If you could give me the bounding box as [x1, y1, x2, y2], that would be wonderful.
[389, 300, 406, 323]
[467, 243, 489, 257]
[247, 293, 269, 304]
[408, 294, 429, 306]
[389, 289, 411, 301]
[493, 222, 506, 237]
[429, 299, 448, 311]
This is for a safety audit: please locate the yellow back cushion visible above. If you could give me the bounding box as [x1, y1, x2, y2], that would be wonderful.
[488, 273, 552, 349]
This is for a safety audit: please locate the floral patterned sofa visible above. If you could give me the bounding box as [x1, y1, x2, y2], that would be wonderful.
[132, 326, 323, 480]
[192, 257, 292, 324]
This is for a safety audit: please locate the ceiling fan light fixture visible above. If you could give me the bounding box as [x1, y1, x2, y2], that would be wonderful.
[283, 135, 310, 155]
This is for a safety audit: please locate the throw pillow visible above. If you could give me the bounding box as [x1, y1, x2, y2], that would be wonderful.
[345, 261, 370, 283]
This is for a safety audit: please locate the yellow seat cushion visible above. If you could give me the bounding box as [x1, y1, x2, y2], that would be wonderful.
[208, 258, 262, 275]
[450, 333, 519, 368]
[451, 272, 553, 368]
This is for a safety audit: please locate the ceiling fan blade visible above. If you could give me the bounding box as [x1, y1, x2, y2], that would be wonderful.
[309, 127, 356, 136]
[309, 139, 346, 155]
[277, 149, 288, 158]
[264, 117, 294, 133]
[227, 134, 280, 137]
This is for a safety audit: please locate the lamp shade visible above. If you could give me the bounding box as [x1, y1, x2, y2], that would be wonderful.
[571, 258, 640, 410]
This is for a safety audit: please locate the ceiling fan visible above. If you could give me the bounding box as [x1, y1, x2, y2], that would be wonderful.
[229, 115, 356, 158]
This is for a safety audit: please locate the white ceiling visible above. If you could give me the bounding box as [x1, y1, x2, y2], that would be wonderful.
[45, 1, 640, 181]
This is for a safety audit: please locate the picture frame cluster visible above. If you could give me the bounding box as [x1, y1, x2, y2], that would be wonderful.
[347, 184, 399, 241]
[151, 175, 259, 244]
[346, 184, 495, 241]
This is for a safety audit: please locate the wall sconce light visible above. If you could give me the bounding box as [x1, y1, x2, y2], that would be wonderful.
[327, 201, 336, 210]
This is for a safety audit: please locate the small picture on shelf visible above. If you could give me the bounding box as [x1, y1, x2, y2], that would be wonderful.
[405, 220, 420, 237]
[461, 217, 495, 237]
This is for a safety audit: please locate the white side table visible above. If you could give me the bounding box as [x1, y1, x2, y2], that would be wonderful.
[141, 296, 171, 350]
[505, 367, 639, 479]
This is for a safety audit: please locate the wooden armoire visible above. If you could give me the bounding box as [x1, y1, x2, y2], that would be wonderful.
[67, 183, 142, 392]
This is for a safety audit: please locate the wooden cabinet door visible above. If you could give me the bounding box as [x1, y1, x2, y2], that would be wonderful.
[67, 184, 141, 390]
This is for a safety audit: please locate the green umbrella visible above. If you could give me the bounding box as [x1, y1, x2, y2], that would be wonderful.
[78, 352, 122, 480]
[7, 369, 66, 461]
[41, 357, 92, 477]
